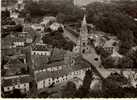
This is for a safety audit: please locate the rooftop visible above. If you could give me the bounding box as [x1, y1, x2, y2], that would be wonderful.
[35, 56, 91, 81]
[49, 48, 66, 61]
[2, 75, 32, 87]
[32, 44, 50, 51]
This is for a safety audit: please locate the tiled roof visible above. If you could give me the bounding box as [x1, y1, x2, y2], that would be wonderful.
[35, 56, 91, 81]
[3, 33, 26, 43]
[36, 66, 71, 81]
[49, 48, 66, 61]
[4, 63, 27, 69]
[6, 57, 22, 65]
[47, 60, 65, 67]
[32, 55, 49, 69]
[13, 37, 26, 42]
[33, 56, 65, 70]
[103, 39, 118, 48]
[2, 39, 13, 49]
[2, 75, 32, 87]
[32, 44, 49, 51]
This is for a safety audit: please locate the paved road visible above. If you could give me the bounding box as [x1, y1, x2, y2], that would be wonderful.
[63, 26, 112, 79]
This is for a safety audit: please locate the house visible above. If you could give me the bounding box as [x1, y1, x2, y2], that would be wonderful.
[31, 44, 91, 91]
[2, 36, 14, 49]
[123, 70, 137, 88]
[32, 47, 68, 71]
[31, 24, 45, 32]
[2, 75, 32, 93]
[35, 56, 91, 91]
[49, 48, 66, 61]
[2, 0, 17, 8]
[3, 55, 27, 76]
[40, 16, 56, 28]
[89, 34, 106, 47]
[31, 44, 51, 56]
[103, 38, 119, 54]
[49, 22, 62, 31]
[14, 18, 24, 25]
[15, 0, 24, 11]
[74, 0, 109, 6]
[10, 10, 19, 19]
[32, 55, 49, 70]
[13, 37, 25, 47]
[14, 32, 33, 44]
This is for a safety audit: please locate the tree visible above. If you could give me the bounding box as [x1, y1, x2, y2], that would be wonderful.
[62, 81, 77, 98]
[103, 72, 129, 98]
[42, 30, 75, 51]
[2, 9, 10, 19]
[86, 1, 137, 55]
[56, 13, 66, 23]
[7, 89, 26, 98]
[75, 70, 93, 98]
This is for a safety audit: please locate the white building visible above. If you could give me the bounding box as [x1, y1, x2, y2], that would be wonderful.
[40, 16, 56, 27]
[13, 37, 25, 47]
[10, 10, 19, 18]
[2, 75, 32, 93]
[49, 22, 62, 31]
[36, 66, 91, 90]
[31, 44, 51, 56]
[31, 24, 45, 32]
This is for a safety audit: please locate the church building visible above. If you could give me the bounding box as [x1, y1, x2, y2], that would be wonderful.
[73, 12, 90, 54]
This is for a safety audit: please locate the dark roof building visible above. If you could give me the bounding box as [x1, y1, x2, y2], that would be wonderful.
[2, 75, 32, 87]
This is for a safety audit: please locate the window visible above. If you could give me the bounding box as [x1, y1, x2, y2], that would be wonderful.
[83, 42, 86, 46]
[24, 88, 26, 92]
[87, 47, 89, 50]
[43, 80, 45, 84]
[43, 81, 45, 88]
[82, 49, 85, 54]
[52, 78, 54, 81]
[94, 58, 98, 61]
[13, 86, 15, 89]
[79, 71, 81, 74]
[7, 87, 10, 90]
[112, 42, 117, 46]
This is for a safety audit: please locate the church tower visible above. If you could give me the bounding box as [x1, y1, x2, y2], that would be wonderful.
[79, 8, 90, 54]
[73, 7, 90, 54]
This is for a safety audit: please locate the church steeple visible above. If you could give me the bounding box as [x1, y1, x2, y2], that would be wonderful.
[81, 13, 88, 34]
[80, 7, 88, 41]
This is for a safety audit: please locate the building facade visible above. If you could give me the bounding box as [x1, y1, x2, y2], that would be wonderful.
[2, 75, 32, 93]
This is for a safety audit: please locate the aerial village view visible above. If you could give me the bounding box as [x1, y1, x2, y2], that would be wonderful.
[1, 0, 137, 98]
